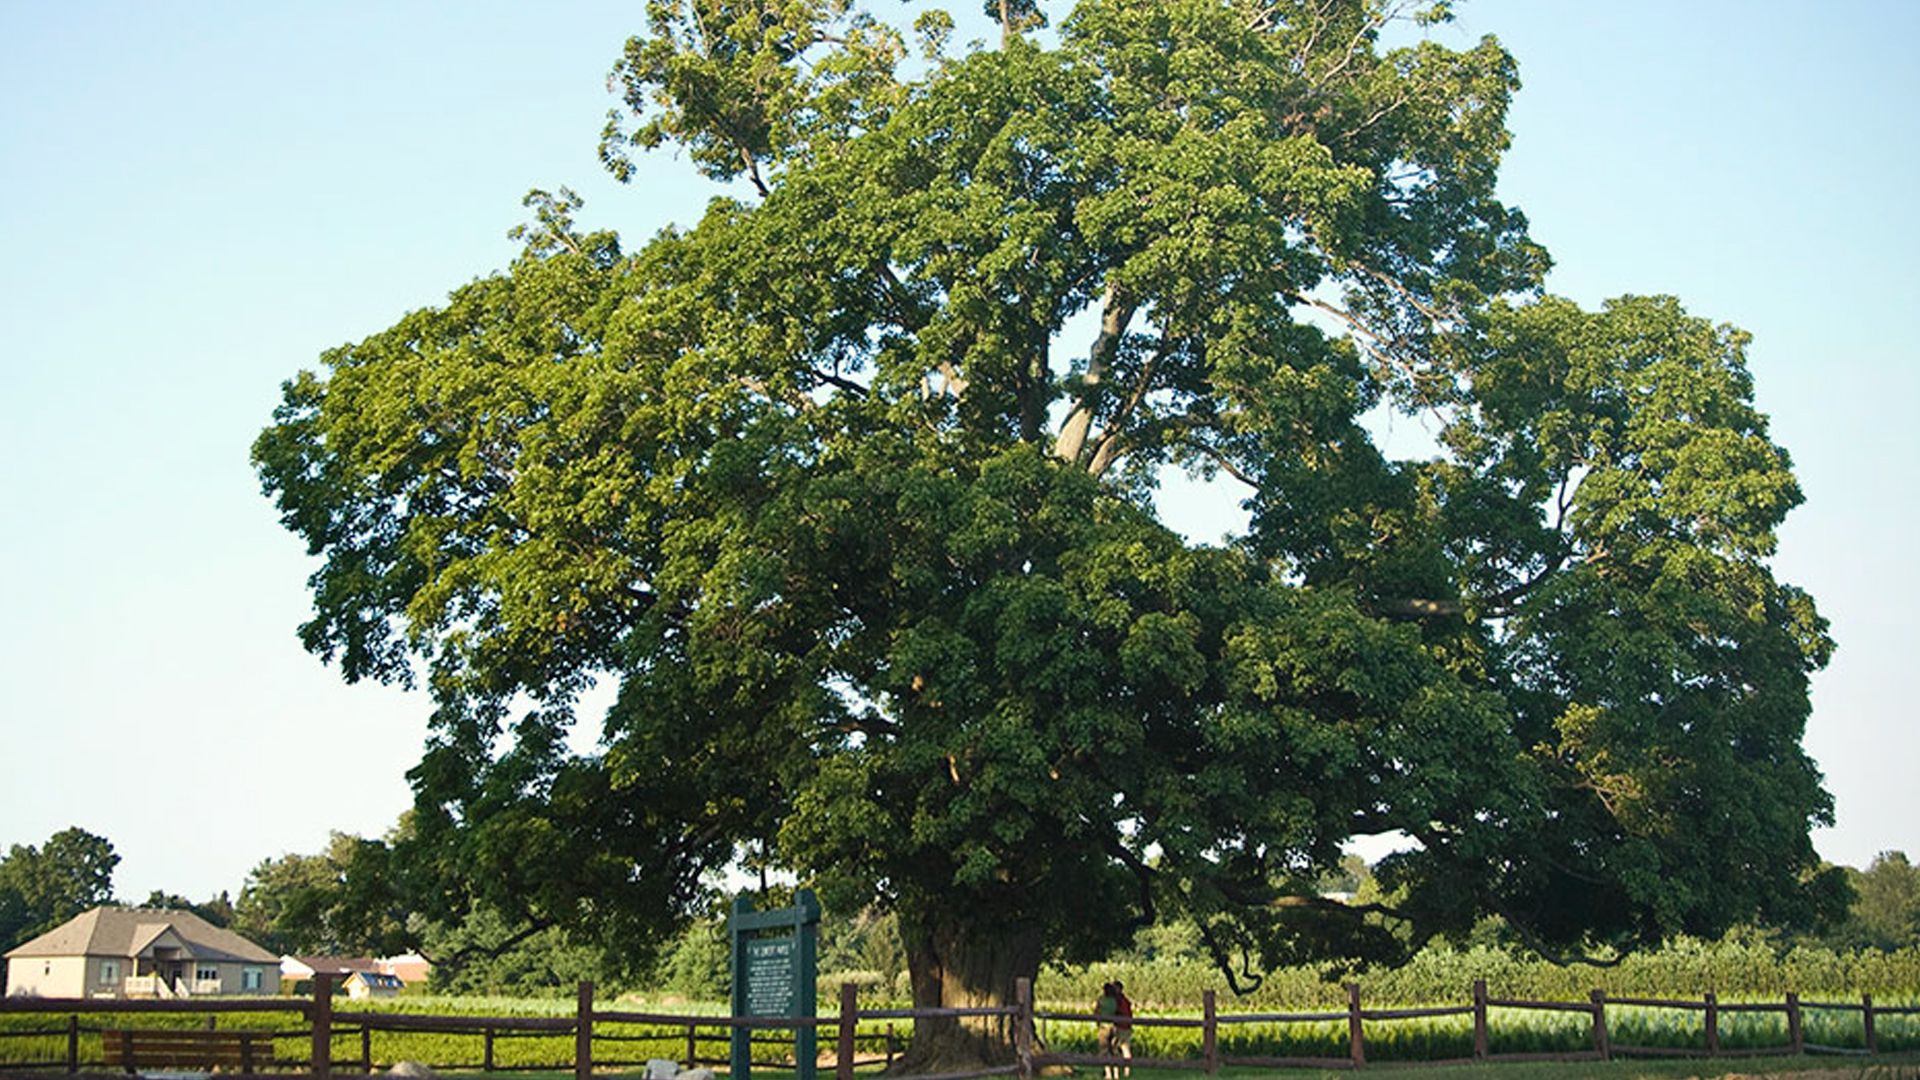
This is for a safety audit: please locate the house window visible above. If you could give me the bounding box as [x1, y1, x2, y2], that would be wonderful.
[242, 967, 263, 991]
[196, 965, 219, 983]
[99, 960, 120, 985]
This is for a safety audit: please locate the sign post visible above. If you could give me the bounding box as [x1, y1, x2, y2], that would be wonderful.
[730, 889, 821, 1080]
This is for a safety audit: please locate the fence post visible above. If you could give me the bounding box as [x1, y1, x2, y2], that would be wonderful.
[1863, 993, 1876, 1055]
[66, 1014, 78, 1074]
[1471, 980, 1488, 1060]
[1013, 977, 1035, 1080]
[1786, 992, 1802, 1055]
[1345, 982, 1365, 1068]
[1589, 990, 1609, 1060]
[1202, 990, 1218, 1076]
[485, 1026, 496, 1072]
[838, 982, 859, 1080]
[576, 980, 595, 1080]
[1704, 991, 1719, 1055]
[686, 1023, 698, 1070]
[885, 1024, 895, 1070]
[311, 972, 334, 1080]
[362, 1024, 373, 1073]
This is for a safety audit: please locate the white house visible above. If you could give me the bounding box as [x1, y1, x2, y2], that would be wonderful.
[4, 907, 278, 999]
[282, 953, 431, 992]
[344, 971, 404, 1000]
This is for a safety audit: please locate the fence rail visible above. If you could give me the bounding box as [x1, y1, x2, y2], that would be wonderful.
[2, 975, 1916, 1077]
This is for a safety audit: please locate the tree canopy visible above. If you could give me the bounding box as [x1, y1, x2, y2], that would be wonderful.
[256, 0, 1841, 1062]
[0, 827, 119, 964]
[232, 830, 411, 957]
[1826, 852, 1920, 952]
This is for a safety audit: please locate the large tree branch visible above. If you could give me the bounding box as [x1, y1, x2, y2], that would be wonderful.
[1366, 596, 1463, 619]
[436, 915, 557, 972]
[1487, 897, 1626, 969]
[1101, 835, 1159, 938]
[807, 369, 870, 398]
[1055, 282, 1137, 466]
[740, 147, 770, 199]
[737, 375, 814, 413]
[1266, 892, 1413, 925]
[1086, 336, 1177, 478]
[1480, 547, 1571, 616]
[1196, 918, 1264, 997]
[873, 261, 929, 333]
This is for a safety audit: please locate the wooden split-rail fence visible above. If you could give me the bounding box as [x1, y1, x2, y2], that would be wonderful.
[0, 975, 1913, 1077]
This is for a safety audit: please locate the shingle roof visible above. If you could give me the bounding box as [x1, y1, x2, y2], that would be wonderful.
[288, 956, 380, 977]
[3, 907, 276, 963]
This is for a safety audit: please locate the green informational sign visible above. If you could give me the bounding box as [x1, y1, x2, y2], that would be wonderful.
[730, 890, 820, 1080]
[745, 936, 798, 1017]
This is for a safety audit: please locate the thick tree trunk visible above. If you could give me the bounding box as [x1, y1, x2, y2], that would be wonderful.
[893, 909, 1042, 1073]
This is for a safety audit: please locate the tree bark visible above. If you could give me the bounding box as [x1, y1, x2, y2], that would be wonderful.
[1054, 284, 1136, 467]
[893, 909, 1043, 1073]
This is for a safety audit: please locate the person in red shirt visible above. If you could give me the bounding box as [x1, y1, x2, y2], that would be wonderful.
[1112, 980, 1134, 1077]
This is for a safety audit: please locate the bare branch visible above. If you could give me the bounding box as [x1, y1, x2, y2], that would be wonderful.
[1339, 87, 1413, 143]
[1352, 260, 1459, 327]
[1180, 438, 1262, 490]
[1284, 288, 1452, 424]
[1308, 2, 1391, 91]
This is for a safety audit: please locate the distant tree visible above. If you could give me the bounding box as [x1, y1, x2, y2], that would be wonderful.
[652, 917, 731, 1000]
[1123, 917, 1207, 965]
[0, 827, 118, 983]
[140, 890, 235, 928]
[0, 828, 118, 948]
[1827, 852, 1920, 951]
[233, 833, 409, 955]
[819, 905, 908, 987]
[1322, 856, 1373, 897]
[0, 888, 30, 986]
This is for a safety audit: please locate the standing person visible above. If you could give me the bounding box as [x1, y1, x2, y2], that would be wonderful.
[1112, 980, 1134, 1078]
[1094, 981, 1120, 1079]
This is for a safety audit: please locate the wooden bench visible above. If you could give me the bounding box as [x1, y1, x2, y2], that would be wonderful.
[102, 1028, 279, 1073]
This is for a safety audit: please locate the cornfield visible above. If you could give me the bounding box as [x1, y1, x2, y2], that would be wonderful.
[1038, 941, 1920, 1010]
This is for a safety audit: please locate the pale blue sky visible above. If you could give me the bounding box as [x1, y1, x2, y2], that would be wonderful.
[1, 2, 1914, 906]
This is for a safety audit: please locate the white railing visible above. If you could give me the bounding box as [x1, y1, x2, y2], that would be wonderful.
[114, 973, 223, 996]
